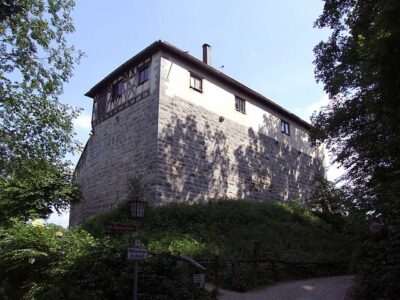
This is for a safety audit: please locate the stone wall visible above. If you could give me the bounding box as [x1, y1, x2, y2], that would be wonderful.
[155, 94, 324, 203]
[69, 57, 160, 226]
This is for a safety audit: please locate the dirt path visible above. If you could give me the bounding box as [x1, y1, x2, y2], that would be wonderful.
[216, 275, 354, 300]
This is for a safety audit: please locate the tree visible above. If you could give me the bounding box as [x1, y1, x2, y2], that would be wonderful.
[312, 0, 400, 218]
[307, 175, 352, 215]
[0, 0, 83, 225]
[313, 0, 400, 297]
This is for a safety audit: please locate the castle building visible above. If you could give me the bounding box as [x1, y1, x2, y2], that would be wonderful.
[70, 41, 324, 226]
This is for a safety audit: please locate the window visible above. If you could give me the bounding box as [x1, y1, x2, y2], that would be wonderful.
[111, 80, 123, 101]
[281, 120, 290, 135]
[190, 73, 202, 92]
[235, 96, 246, 114]
[309, 135, 320, 147]
[309, 135, 317, 147]
[138, 65, 149, 84]
[92, 101, 98, 120]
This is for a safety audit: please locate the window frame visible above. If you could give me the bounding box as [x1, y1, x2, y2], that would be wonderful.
[111, 79, 124, 101]
[92, 100, 98, 120]
[138, 65, 150, 85]
[189, 73, 203, 92]
[281, 119, 290, 136]
[235, 96, 246, 114]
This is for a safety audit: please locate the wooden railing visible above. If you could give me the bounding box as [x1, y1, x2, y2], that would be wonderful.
[196, 240, 347, 292]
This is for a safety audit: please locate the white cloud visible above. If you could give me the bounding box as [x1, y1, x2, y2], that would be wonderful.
[325, 155, 346, 182]
[293, 94, 330, 122]
[73, 112, 92, 145]
[45, 211, 70, 228]
[74, 113, 92, 130]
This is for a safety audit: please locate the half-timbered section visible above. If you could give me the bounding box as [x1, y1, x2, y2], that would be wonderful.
[90, 57, 152, 126]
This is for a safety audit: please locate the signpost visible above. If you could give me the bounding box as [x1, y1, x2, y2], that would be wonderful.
[128, 246, 148, 261]
[107, 223, 136, 233]
[129, 238, 147, 300]
[193, 273, 205, 287]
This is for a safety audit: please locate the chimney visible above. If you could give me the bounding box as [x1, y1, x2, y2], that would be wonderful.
[202, 43, 211, 65]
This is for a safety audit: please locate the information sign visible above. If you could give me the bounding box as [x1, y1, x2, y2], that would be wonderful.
[193, 273, 205, 287]
[107, 223, 136, 233]
[127, 247, 148, 261]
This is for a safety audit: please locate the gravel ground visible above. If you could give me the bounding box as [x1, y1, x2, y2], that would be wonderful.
[215, 275, 355, 300]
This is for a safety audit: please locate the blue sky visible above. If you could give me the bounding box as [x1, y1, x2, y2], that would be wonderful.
[48, 0, 343, 226]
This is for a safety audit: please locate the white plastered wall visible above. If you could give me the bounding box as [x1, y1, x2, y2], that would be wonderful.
[160, 55, 324, 159]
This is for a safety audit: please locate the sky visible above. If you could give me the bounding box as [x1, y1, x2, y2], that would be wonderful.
[47, 0, 344, 227]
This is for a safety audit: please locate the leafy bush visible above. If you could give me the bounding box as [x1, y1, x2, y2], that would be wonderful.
[0, 220, 95, 299]
[0, 220, 211, 299]
[353, 222, 400, 300]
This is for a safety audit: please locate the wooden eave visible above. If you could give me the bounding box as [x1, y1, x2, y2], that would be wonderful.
[85, 40, 311, 130]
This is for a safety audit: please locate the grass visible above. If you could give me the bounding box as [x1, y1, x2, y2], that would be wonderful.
[81, 199, 354, 291]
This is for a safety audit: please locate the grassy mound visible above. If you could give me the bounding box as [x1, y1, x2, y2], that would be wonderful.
[82, 199, 354, 291]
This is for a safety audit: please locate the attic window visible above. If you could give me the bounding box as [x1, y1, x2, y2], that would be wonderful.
[138, 65, 149, 84]
[235, 96, 246, 114]
[111, 80, 123, 101]
[281, 120, 290, 136]
[190, 73, 203, 92]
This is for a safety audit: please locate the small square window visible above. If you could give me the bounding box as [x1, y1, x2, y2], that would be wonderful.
[190, 73, 202, 92]
[281, 120, 290, 135]
[138, 65, 150, 84]
[235, 97, 246, 114]
[309, 135, 320, 147]
[111, 80, 123, 101]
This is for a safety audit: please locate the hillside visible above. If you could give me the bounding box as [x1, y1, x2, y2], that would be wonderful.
[82, 200, 354, 291]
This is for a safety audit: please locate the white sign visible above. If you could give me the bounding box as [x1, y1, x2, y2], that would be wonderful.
[193, 274, 205, 287]
[127, 247, 148, 261]
[134, 239, 141, 247]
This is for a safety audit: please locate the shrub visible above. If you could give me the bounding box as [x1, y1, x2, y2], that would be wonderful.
[353, 223, 400, 299]
[0, 220, 211, 299]
[0, 220, 95, 299]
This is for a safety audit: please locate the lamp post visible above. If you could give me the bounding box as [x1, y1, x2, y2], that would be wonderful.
[129, 199, 146, 300]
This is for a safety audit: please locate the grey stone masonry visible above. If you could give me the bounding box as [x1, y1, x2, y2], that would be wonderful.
[154, 95, 323, 204]
[69, 94, 159, 225]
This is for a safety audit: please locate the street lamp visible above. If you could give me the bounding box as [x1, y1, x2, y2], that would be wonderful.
[129, 199, 146, 300]
[130, 200, 146, 219]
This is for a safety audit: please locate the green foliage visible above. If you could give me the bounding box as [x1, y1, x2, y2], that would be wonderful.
[82, 200, 354, 291]
[354, 224, 400, 299]
[0, 201, 357, 297]
[0, 159, 80, 226]
[313, 0, 400, 195]
[313, 0, 400, 211]
[127, 176, 149, 203]
[313, 1, 400, 298]
[0, 220, 212, 299]
[0, 220, 95, 299]
[0, 0, 83, 222]
[307, 175, 355, 215]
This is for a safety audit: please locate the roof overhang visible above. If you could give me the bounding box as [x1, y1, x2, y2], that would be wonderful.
[85, 40, 312, 130]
